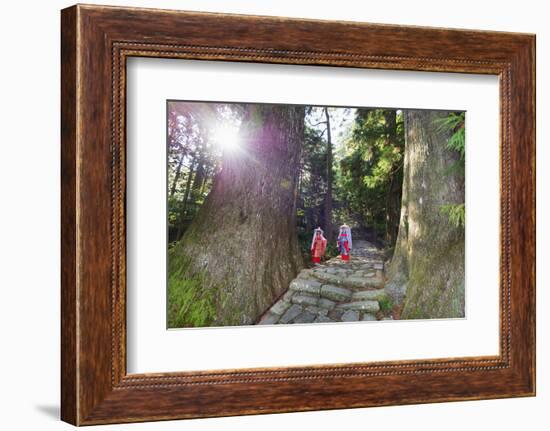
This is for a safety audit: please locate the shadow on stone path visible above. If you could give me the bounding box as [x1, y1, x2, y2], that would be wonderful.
[257, 239, 392, 325]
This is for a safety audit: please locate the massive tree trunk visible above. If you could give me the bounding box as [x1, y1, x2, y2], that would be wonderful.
[385, 110, 465, 319]
[168, 105, 305, 327]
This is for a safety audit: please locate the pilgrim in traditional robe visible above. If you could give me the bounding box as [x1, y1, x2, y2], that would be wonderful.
[310, 227, 327, 263]
[337, 224, 352, 261]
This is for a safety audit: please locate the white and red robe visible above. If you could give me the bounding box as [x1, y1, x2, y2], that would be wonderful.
[310, 229, 327, 263]
[337, 225, 352, 261]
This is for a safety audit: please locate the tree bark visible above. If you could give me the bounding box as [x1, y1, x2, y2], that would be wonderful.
[383, 110, 402, 246]
[168, 105, 305, 327]
[385, 110, 465, 319]
[323, 107, 333, 240]
[386, 171, 402, 246]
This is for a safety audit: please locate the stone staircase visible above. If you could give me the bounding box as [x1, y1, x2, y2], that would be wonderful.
[258, 240, 391, 325]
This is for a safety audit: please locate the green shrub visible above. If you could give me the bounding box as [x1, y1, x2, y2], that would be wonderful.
[378, 294, 393, 314]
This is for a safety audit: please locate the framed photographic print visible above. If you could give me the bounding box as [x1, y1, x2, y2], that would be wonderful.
[61, 4, 536, 425]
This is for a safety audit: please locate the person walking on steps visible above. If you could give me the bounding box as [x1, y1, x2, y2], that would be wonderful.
[337, 224, 352, 261]
[310, 227, 327, 264]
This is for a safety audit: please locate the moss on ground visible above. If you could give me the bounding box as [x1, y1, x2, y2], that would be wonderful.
[167, 252, 216, 328]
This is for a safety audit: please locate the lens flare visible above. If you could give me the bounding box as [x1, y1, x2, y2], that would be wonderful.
[212, 123, 241, 153]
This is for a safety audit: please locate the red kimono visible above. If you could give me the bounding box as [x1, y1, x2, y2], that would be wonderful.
[310, 228, 327, 263]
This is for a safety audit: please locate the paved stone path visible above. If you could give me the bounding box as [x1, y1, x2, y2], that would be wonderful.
[258, 240, 392, 325]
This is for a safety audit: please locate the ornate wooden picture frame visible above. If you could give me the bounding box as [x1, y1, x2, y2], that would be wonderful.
[61, 4, 535, 425]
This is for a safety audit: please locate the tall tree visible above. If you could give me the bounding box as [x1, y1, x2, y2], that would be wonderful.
[323, 107, 334, 240]
[168, 105, 305, 327]
[385, 110, 465, 318]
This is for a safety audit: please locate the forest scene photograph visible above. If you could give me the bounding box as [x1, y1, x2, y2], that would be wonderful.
[167, 100, 466, 329]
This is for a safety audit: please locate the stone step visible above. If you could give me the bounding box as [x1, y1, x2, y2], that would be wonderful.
[305, 305, 329, 317]
[320, 284, 353, 302]
[260, 241, 390, 325]
[293, 310, 316, 324]
[351, 289, 387, 302]
[310, 271, 348, 286]
[328, 309, 344, 320]
[341, 310, 360, 321]
[309, 270, 384, 290]
[314, 314, 334, 323]
[353, 271, 378, 277]
[344, 276, 384, 289]
[318, 298, 336, 309]
[289, 278, 321, 296]
[269, 299, 291, 315]
[338, 300, 380, 313]
[279, 304, 303, 324]
[291, 294, 318, 307]
[296, 269, 316, 280]
[313, 267, 350, 277]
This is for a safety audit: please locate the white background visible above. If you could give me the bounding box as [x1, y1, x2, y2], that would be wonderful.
[0, 0, 547, 430]
[127, 59, 499, 373]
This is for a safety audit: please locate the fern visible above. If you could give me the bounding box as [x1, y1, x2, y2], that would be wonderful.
[433, 112, 465, 160]
[435, 113, 466, 227]
[440, 203, 465, 228]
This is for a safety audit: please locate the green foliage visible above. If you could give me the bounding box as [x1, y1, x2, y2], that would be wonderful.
[324, 241, 339, 258]
[167, 254, 216, 328]
[378, 294, 393, 315]
[338, 109, 404, 242]
[296, 124, 332, 234]
[434, 112, 466, 227]
[447, 126, 465, 159]
[297, 107, 405, 245]
[433, 112, 466, 159]
[440, 203, 465, 228]
[297, 229, 312, 259]
[434, 111, 466, 176]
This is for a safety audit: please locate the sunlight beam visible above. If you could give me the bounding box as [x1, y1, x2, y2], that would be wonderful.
[212, 122, 241, 154]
